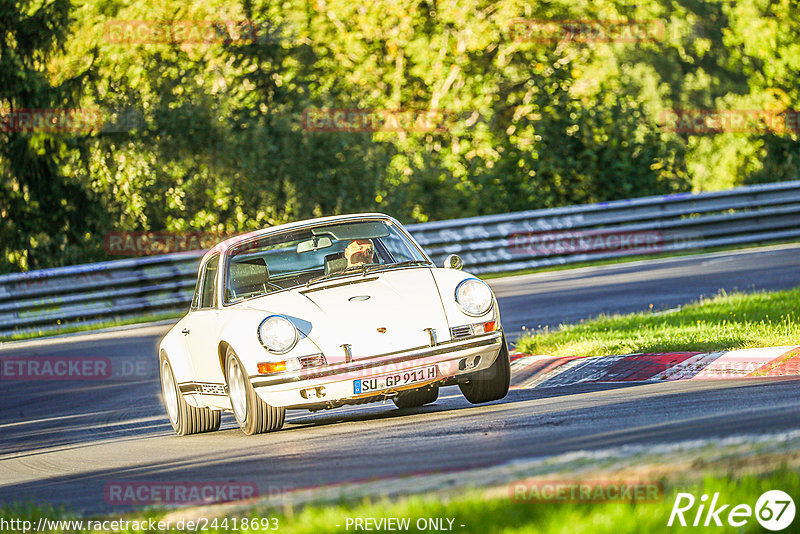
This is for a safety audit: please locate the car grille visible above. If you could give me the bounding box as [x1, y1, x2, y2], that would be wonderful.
[450, 325, 473, 339]
[300, 353, 327, 368]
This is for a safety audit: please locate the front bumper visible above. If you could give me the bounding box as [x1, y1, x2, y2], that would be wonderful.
[251, 332, 504, 408]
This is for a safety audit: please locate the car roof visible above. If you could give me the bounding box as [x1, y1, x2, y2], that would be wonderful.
[200, 212, 401, 263]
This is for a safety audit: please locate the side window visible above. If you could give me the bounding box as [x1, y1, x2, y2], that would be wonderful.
[190, 276, 201, 309]
[193, 255, 219, 310]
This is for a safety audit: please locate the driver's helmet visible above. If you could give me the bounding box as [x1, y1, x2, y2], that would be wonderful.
[344, 239, 375, 267]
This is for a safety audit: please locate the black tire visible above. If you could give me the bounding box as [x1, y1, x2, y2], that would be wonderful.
[225, 347, 285, 435]
[160, 352, 221, 436]
[458, 336, 511, 404]
[392, 385, 439, 409]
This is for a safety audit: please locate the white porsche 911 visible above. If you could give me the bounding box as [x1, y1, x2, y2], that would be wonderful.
[159, 213, 510, 435]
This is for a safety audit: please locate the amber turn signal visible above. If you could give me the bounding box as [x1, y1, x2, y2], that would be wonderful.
[472, 320, 497, 335]
[257, 361, 287, 374]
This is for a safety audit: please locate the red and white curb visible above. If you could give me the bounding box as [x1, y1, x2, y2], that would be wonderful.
[509, 346, 800, 389]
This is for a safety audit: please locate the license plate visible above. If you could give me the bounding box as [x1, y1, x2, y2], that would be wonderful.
[353, 365, 438, 394]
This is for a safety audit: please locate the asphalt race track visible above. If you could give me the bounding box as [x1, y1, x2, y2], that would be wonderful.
[1, 244, 798, 515]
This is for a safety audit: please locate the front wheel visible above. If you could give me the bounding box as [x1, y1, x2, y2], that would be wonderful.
[458, 336, 510, 404]
[225, 347, 285, 435]
[160, 353, 221, 436]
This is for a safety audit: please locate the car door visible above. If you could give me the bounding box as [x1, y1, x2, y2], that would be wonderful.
[182, 254, 223, 382]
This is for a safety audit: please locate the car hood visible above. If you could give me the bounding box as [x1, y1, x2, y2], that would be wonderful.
[236, 268, 451, 363]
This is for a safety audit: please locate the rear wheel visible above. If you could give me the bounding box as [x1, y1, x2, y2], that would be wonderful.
[459, 336, 511, 404]
[160, 353, 221, 436]
[392, 385, 439, 409]
[225, 347, 285, 435]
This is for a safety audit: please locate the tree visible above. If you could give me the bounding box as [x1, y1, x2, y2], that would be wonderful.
[0, 0, 106, 272]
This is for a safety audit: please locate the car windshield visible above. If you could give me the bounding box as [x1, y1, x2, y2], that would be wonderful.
[223, 219, 429, 303]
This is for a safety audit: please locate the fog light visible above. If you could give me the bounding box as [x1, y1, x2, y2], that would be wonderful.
[473, 321, 497, 334]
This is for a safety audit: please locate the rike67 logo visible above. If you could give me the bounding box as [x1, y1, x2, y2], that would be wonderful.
[668, 490, 796, 531]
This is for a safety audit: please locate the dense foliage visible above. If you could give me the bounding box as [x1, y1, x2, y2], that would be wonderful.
[1, 0, 798, 272]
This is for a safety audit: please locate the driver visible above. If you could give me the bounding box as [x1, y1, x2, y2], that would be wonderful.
[344, 239, 375, 268]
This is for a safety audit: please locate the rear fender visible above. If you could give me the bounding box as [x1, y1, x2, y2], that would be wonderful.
[158, 318, 197, 384]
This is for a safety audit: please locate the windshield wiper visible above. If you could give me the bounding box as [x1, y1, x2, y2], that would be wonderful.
[364, 260, 431, 272]
[306, 271, 349, 287]
[306, 263, 373, 287]
[306, 261, 429, 287]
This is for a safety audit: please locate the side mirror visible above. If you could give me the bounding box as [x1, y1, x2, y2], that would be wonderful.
[443, 254, 463, 270]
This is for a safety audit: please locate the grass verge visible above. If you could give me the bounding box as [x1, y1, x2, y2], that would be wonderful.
[1, 469, 797, 533]
[243, 470, 799, 534]
[514, 287, 800, 358]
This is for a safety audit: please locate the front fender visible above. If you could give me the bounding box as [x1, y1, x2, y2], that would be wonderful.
[430, 268, 501, 328]
[217, 309, 325, 378]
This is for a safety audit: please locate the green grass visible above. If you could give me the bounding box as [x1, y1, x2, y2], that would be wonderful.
[242, 470, 799, 534]
[479, 240, 800, 280]
[0, 310, 183, 343]
[514, 288, 800, 358]
[2, 469, 797, 532]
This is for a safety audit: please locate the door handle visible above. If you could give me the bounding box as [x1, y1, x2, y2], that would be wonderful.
[181, 328, 190, 335]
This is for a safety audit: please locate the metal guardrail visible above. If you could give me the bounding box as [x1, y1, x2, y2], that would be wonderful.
[1, 180, 799, 337]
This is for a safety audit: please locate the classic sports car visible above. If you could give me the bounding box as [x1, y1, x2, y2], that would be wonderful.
[159, 213, 510, 435]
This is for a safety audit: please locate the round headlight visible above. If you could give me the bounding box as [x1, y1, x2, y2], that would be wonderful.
[455, 278, 493, 316]
[258, 315, 298, 354]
